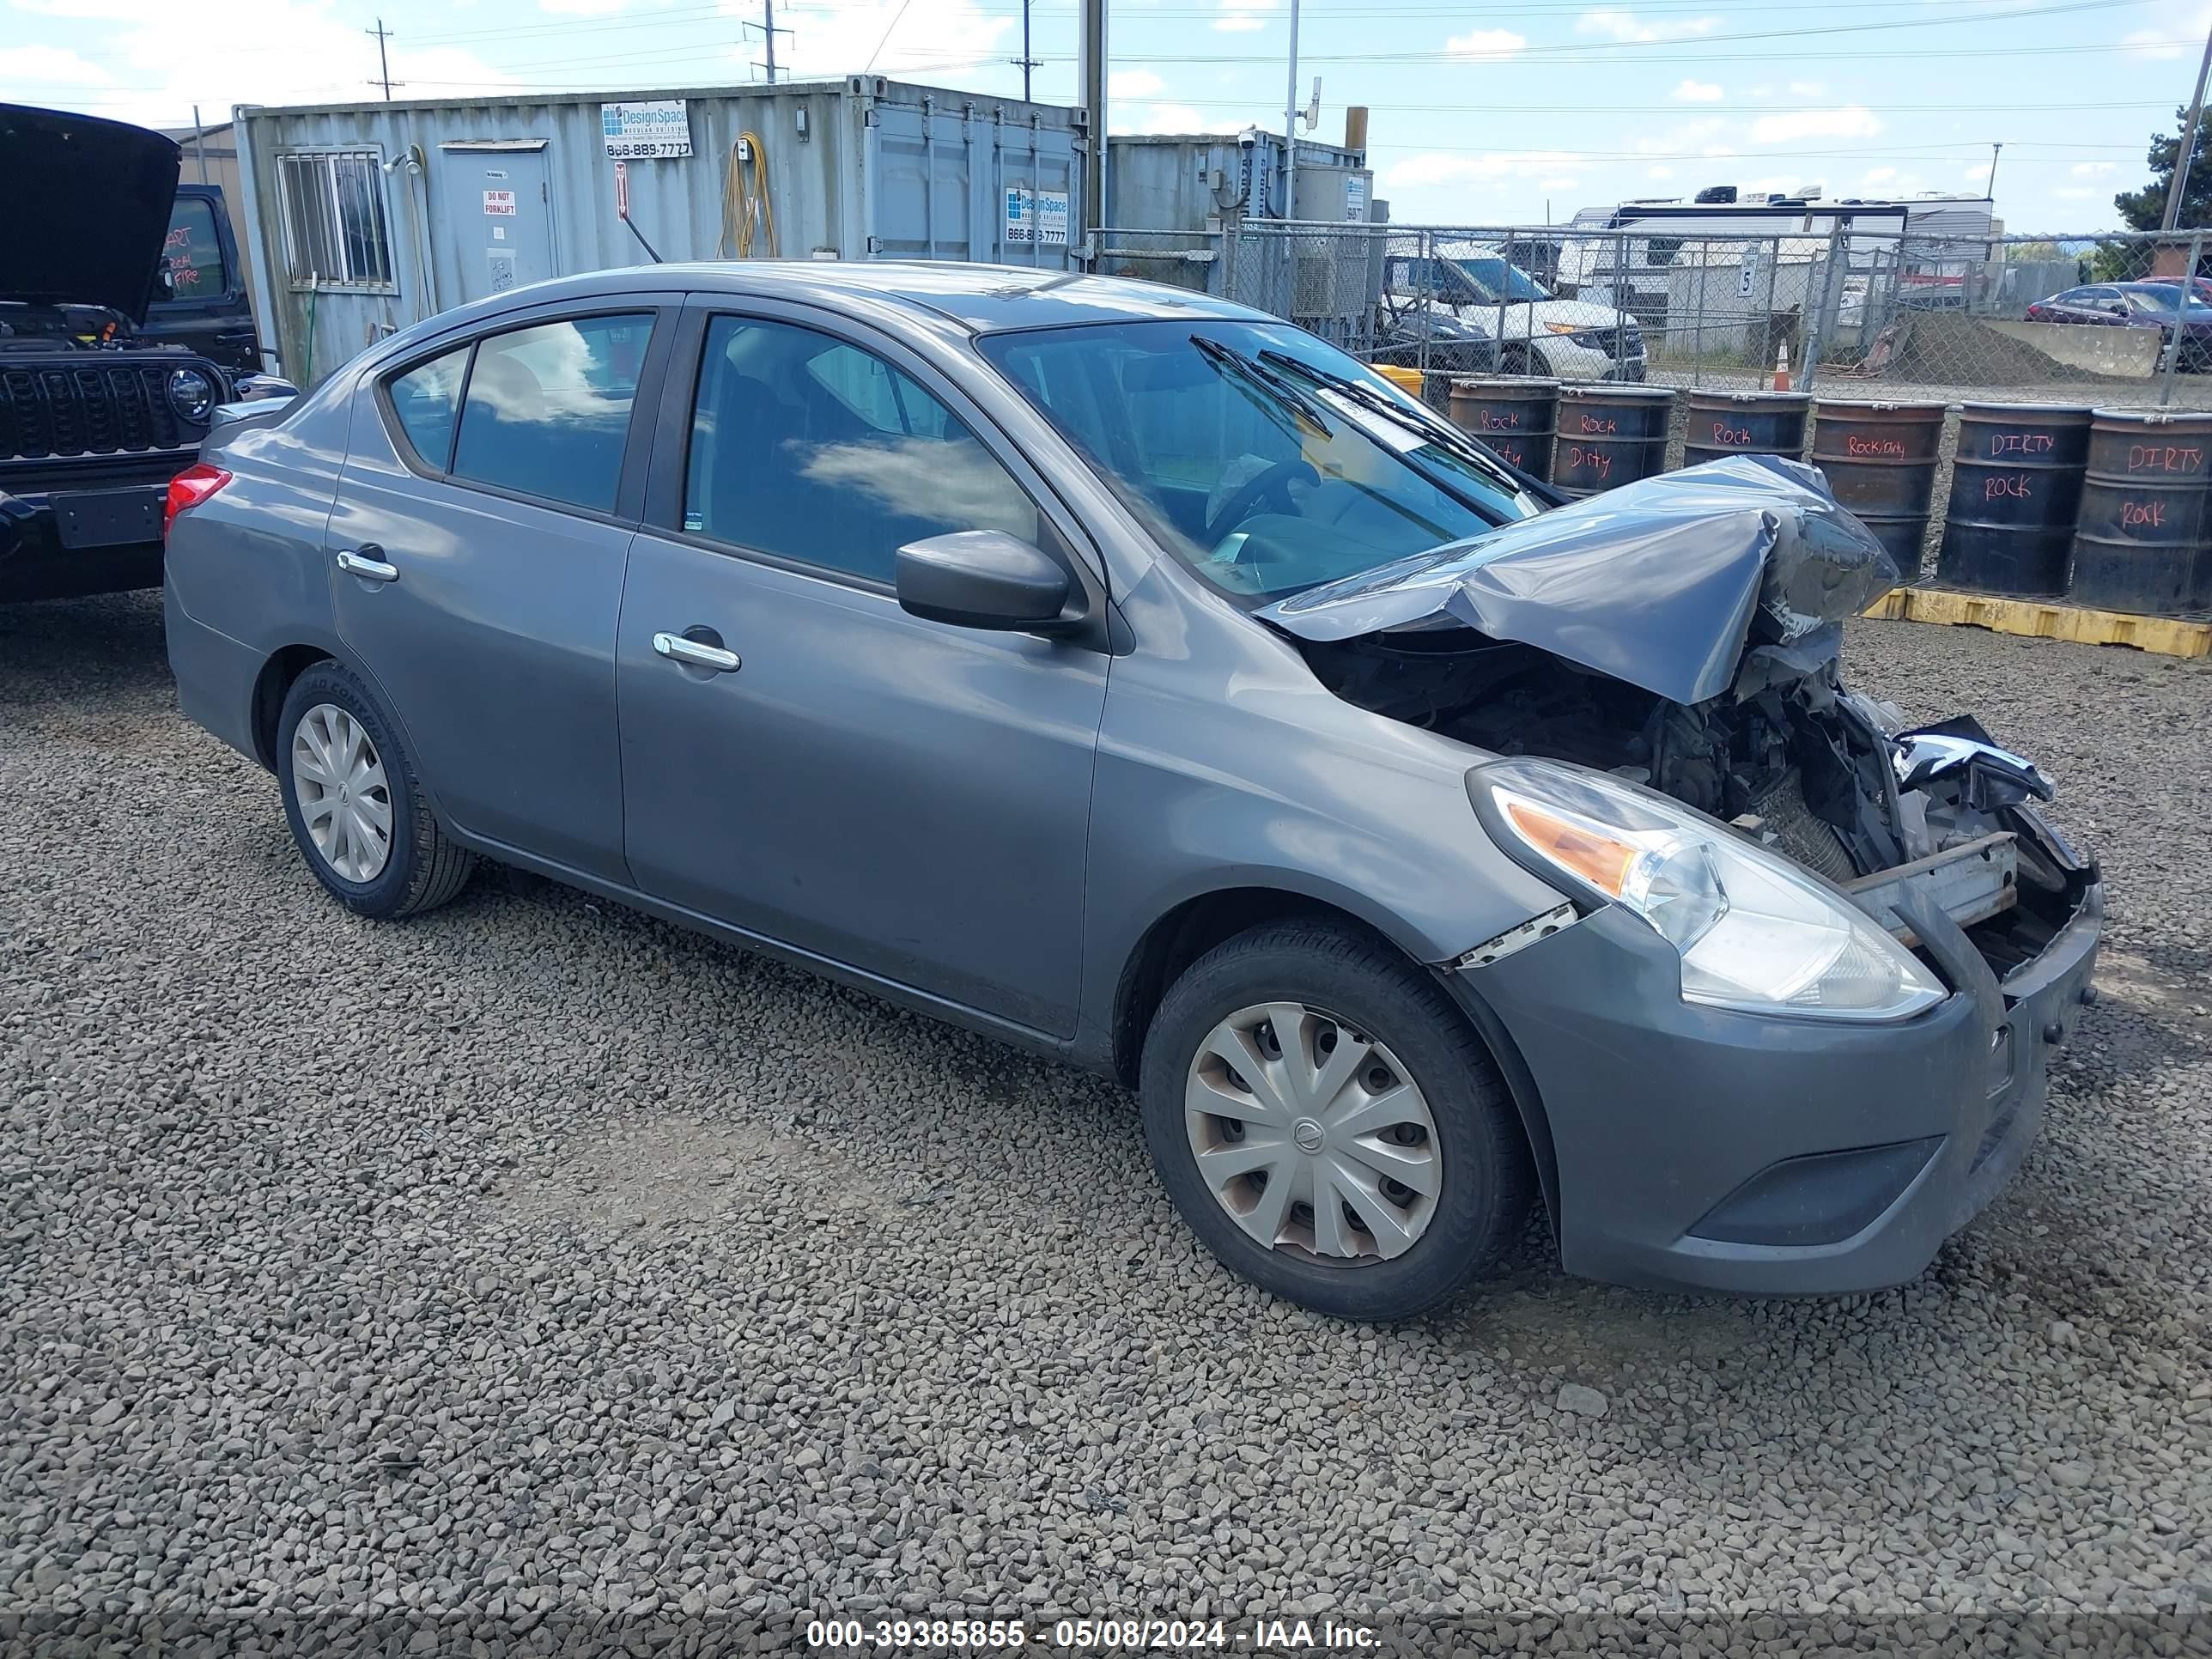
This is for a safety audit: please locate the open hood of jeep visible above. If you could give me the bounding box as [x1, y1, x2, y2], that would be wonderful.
[1257, 453, 1899, 706]
[0, 104, 182, 322]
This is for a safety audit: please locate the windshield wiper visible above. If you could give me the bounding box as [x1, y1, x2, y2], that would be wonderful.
[1255, 348, 1559, 501]
[1190, 334, 1335, 437]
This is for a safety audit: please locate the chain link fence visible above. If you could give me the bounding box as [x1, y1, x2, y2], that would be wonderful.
[1092, 223, 2212, 411]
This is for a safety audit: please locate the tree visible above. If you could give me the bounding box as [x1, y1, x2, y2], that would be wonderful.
[2114, 106, 2212, 231]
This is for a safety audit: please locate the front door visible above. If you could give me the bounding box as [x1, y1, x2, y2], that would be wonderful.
[438, 144, 555, 301]
[616, 304, 1109, 1036]
[325, 304, 669, 881]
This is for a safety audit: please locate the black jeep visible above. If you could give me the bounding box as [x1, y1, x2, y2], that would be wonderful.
[2, 105, 237, 602]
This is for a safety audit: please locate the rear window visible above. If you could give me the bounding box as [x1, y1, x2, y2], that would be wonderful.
[388, 347, 467, 470]
[163, 198, 227, 299]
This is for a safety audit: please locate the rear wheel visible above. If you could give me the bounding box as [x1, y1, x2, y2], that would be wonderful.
[1139, 920, 1534, 1321]
[276, 661, 474, 920]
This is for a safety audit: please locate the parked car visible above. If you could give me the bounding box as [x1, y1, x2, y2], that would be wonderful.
[0, 104, 238, 602]
[142, 182, 261, 374]
[1385, 252, 1646, 381]
[2025, 281, 2212, 370]
[166, 264, 2100, 1321]
[1368, 303, 1498, 378]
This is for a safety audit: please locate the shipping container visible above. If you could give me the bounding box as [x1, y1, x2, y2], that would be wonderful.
[233, 77, 1090, 384]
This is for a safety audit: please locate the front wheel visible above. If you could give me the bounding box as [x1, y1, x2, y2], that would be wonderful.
[1139, 921, 1534, 1321]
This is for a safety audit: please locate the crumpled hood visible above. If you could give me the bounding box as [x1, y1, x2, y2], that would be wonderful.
[1258, 453, 1899, 706]
[0, 104, 182, 321]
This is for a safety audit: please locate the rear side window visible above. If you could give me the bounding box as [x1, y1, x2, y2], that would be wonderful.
[449, 313, 654, 513]
[163, 198, 228, 299]
[388, 346, 468, 470]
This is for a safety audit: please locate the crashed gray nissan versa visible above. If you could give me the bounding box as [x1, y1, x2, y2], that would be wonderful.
[163, 264, 2102, 1322]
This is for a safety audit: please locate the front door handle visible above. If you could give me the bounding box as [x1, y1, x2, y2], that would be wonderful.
[335, 546, 399, 583]
[653, 631, 741, 673]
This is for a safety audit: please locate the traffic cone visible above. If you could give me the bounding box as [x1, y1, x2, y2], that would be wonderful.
[1772, 337, 1792, 392]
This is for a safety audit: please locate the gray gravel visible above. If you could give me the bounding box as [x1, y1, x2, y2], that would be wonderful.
[5, 593, 2212, 1656]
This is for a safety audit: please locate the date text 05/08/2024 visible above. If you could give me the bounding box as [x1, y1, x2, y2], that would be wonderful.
[805, 1617, 1382, 1650]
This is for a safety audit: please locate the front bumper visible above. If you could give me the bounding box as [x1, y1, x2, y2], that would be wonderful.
[0, 463, 186, 602]
[1453, 871, 2102, 1296]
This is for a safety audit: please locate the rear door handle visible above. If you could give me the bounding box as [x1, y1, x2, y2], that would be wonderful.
[653, 631, 741, 673]
[335, 546, 399, 583]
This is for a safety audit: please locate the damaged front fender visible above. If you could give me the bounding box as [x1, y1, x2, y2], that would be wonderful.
[1257, 453, 1899, 705]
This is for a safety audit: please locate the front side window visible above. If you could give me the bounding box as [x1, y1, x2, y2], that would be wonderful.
[683, 315, 1037, 584]
[387, 346, 468, 470]
[449, 313, 654, 513]
[162, 198, 227, 299]
[979, 319, 1538, 600]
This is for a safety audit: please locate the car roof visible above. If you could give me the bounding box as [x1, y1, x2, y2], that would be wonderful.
[467, 260, 1268, 335]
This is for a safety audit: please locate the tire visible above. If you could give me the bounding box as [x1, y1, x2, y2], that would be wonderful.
[1139, 920, 1534, 1322]
[275, 659, 474, 920]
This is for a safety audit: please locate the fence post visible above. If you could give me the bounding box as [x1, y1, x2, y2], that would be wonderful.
[2160, 229, 2203, 409]
[1692, 238, 1707, 389]
[1802, 220, 1844, 391]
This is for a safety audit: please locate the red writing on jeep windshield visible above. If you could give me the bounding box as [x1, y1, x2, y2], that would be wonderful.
[1846, 435, 1905, 458]
[1988, 431, 2054, 459]
[2127, 443, 2204, 474]
[1985, 474, 2032, 501]
[2120, 500, 2167, 529]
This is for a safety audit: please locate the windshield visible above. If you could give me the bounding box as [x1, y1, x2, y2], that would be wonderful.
[1392, 255, 1552, 306]
[977, 319, 1540, 600]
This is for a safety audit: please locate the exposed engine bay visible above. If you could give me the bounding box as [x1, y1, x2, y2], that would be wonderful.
[1261, 454, 2097, 979]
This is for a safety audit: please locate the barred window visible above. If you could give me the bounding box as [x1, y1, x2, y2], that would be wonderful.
[275, 149, 395, 291]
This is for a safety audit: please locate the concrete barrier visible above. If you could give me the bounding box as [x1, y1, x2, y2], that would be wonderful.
[1984, 320, 2163, 380]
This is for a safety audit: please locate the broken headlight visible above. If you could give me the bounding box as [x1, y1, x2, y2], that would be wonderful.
[1474, 758, 1947, 1024]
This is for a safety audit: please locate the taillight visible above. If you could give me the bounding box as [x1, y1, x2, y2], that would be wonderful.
[164, 464, 232, 537]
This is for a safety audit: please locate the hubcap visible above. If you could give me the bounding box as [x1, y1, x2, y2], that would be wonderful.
[291, 702, 392, 884]
[1184, 1002, 1443, 1266]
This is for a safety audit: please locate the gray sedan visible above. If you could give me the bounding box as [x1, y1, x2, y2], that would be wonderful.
[165, 264, 2100, 1321]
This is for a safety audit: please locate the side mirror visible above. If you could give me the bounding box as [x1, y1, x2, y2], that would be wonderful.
[895, 530, 1077, 633]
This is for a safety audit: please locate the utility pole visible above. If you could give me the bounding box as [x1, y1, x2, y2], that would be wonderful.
[1078, 0, 1105, 238]
[1984, 142, 2001, 200]
[191, 103, 209, 184]
[1280, 0, 1301, 220]
[1011, 0, 1040, 102]
[2163, 18, 2212, 231]
[367, 18, 396, 100]
[747, 0, 793, 82]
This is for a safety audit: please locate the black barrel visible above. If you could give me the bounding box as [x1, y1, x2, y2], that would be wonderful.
[1553, 384, 1676, 498]
[1448, 378, 1558, 481]
[1936, 404, 2094, 598]
[1682, 390, 1811, 468]
[1810, 399, 1947, 574]
[2069, 409, 2212, 617]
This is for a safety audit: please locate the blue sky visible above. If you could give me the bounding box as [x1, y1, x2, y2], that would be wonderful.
[0, 0, 2194, 231]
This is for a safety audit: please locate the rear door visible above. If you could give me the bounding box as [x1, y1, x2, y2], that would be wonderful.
[613, 299, 1109, 1036]
[143, 188, 258, 372]
[325, 299, 675, 881]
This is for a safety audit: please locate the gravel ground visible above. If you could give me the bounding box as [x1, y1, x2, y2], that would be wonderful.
[5, 593, 2211, 1657]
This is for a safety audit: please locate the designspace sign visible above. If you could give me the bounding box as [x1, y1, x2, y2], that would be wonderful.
[601, 100, 692, 160]
[1003, 186, 1070, 247]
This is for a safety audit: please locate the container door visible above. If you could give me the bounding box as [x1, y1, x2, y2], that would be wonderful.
[988, 124, 1077, 270]
[439, 144, 555, 301]
[862, 101, 1078, 270]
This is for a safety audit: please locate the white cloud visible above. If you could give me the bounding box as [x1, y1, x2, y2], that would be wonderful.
[1862, 166, 1898, 186]
[1786, 80, 1826, 97]
[1443, 27, 1526, 59]
[1748, 106, 1881, 144]
[1646, 164, 1675, 180]
[2122, 27, 2191, 59]
[1672, 79, 1723, 103]
[1109, 68, 1165, 99]
[1214, 0, 1273, 31]
[1577, 8, 1720, 42]
[0, 45, 112, 83]
[2055, 186, 2096, 201]
[769, 0, 1014, 80]
[1384, 149, 1584, 189]
[2069, 161, 2116, 178]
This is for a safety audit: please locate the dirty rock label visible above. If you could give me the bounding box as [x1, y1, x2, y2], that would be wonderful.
[602, 99, 692, 159]
[1004, 186, 1070, 247]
